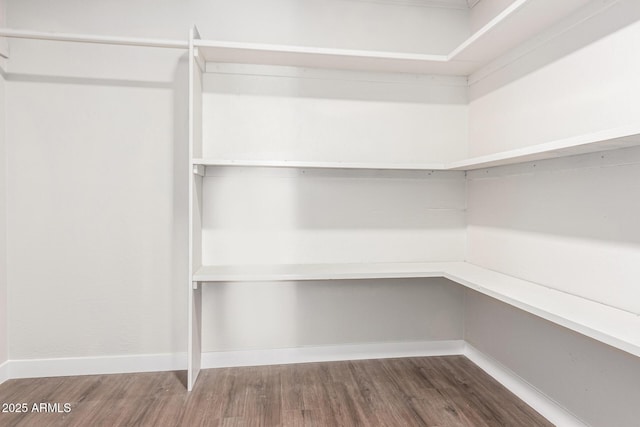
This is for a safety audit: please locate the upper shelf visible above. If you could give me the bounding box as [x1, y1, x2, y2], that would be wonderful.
[194, 0, 591, 76]
[193, 125, 640, 172]
[195, 40, 458, 75]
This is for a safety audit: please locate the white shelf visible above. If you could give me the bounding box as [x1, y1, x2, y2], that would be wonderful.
[194, 0, 589, 75]
[193, 262, 450, 282]
[195, 39, 459, 75]
[444, 263, 640, 359]
[191, 158, 446, 171]
[449, 125, 640, 170]
[193, 126, 640, 173]
[194, 261, 640, 359]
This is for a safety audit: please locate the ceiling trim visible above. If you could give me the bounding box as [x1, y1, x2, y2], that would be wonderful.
[344, 0, 470, 10]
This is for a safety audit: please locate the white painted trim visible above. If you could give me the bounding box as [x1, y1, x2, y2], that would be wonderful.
[8, 353, 186, 380]
[464, 344, 588, 427]
[345, 0, 470, 10]
[201, 340, 466, 369]
[2, 341, 464, 381]
[0, 360, 9, 385]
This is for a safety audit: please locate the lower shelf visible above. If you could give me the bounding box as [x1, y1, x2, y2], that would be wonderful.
[192, 261, 640, 359]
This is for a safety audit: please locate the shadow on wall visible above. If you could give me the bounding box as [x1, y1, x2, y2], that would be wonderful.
[202, 278, 466, 351]
[203, 67, 467, 105]
[466, 148, 640, 245]
[203, 167, 466, 230]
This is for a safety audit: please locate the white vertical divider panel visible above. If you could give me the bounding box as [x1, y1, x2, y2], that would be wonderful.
[188, 26, 204, 391]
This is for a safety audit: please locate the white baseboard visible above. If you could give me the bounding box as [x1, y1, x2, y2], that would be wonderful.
[201, 340, 466, 369]
[8, 352, 186, 380]
[0, 360, 9, 385]
[3, 340, 465, 381]
[463, 344, 588, 427]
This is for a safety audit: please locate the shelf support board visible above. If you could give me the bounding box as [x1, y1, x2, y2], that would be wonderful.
[193, 47, 205, 72]
[192, 164, 205, 176]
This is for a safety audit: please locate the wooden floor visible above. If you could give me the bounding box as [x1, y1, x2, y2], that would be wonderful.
[0, 356, 553, 426]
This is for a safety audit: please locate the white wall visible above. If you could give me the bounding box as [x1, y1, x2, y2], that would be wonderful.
[0, 77, 6, 365]
[465, 291, 640, 427]
[198, 64, 468, 352]
[202, 168, 466, 266]
[5, 0, 470, 360]
[468, 0, 640, 156]
[7, 0, 470, 54]
[0, 0, 8, 367]
[203, 278, 465, 352]
[203, 67, 468, 164]
[5, 46, 188, 359]
[467, 147, 640, 315]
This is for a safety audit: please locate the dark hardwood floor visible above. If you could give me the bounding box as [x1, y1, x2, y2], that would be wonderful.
[0, 356, 553, 426]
